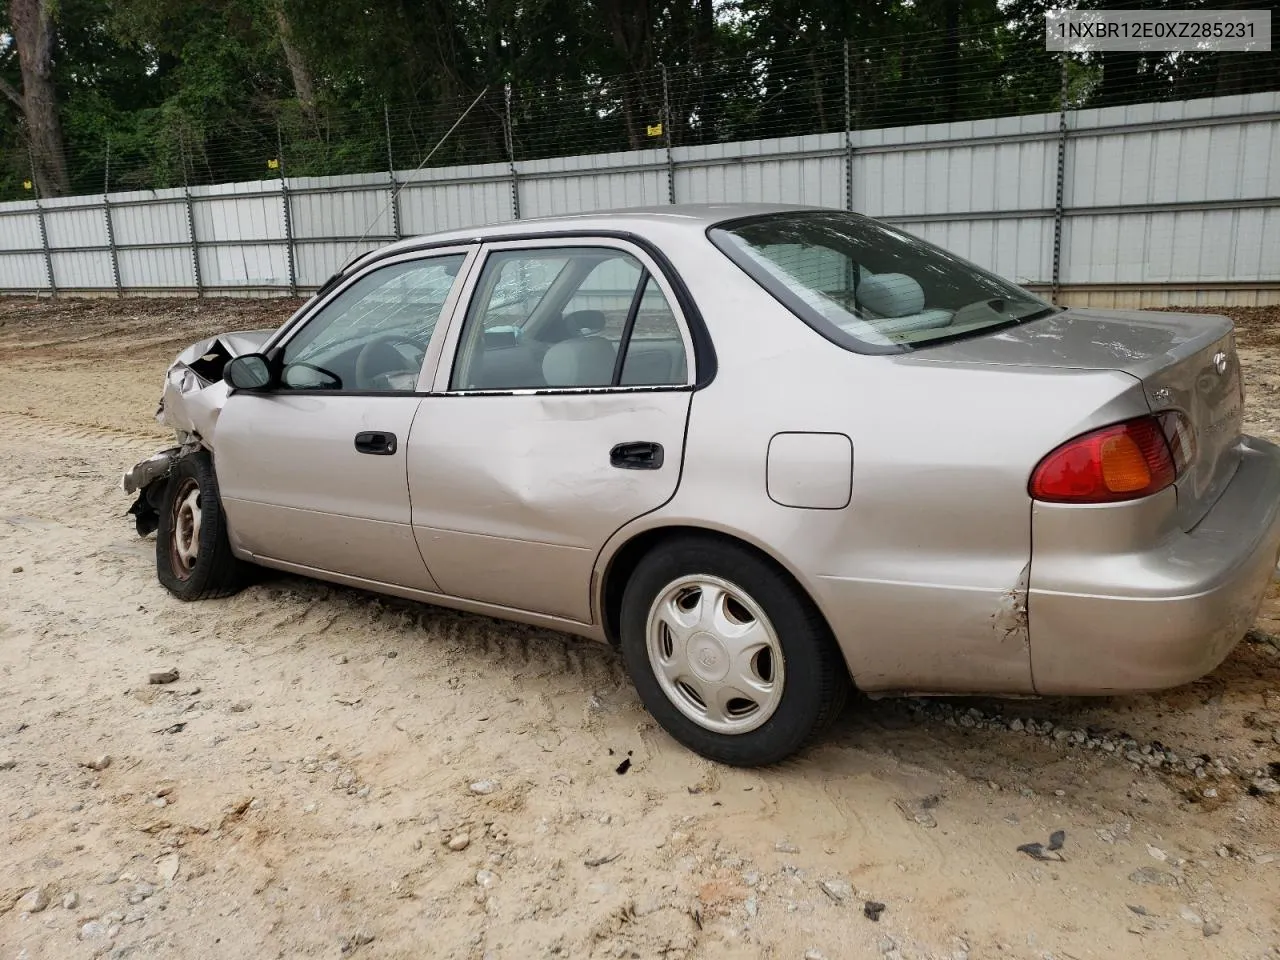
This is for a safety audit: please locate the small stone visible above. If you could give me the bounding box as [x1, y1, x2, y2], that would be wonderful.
[1250, 777, 1280, 795]
[469, 780, 498, 795]
[127, 881, 156, 904]
[475, 869, 498, 889]
[1203, 920, 1222, 937]
[804, 951, 827, 960]
[84, 755, 112, 772]
[775, 841, 799, 854]
[878, 937, 897, 954]
[148, 668, 179, 685]
[819, 879, 851, 903]
[0, 757, 15, 771]
[1179, 905, 1203, 924]
[80, 921, 108, 940]
[63, 891, 79, 909]
[1054, 789, 1066, 797]
[340, 930, 375, 955]
[863, 900, 886, 921]
[1129, 866, 1177, 886]
[1147, 845, 1168, 862]
[1009, 719, 1024, 732]
[12, 565, 23, 573]
[1272, 729, 1280, 745]
[156, 854, 180, 884]
[447, 833, 471, 851]
[229, 700, 253, 713]
[19, 886, 50, 913]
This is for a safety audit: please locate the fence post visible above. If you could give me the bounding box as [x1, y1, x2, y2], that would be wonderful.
[384, 102, 402, 240]
[179, 132, 204, 297]
[504, 84, 521, 220]
[1051, 54, 1069, 306]
[103, 140, 122, 297]
[276, 122, 299, 297]
[843, 41, 854, 212]
[661, 64, 676, 204]
[29, 147, 56, 297]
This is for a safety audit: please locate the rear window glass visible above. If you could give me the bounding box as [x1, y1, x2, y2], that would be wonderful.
[708, 211, 1056, 353]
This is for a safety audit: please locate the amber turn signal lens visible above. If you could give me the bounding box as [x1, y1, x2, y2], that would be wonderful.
[1030, 416, 1179, 504]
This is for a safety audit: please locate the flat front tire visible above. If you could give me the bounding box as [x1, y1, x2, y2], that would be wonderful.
[156, 451, 247, 600]
[619, 536, 850, 766]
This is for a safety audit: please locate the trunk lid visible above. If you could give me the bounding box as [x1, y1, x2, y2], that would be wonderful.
[911, 307, 1244, 527]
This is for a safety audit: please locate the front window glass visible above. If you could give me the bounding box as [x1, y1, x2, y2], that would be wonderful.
[280, 254, 464, 392]
[709, 211, 1056, 352]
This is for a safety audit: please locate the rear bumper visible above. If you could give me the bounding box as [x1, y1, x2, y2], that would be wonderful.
[1029, 435, 1280, 695]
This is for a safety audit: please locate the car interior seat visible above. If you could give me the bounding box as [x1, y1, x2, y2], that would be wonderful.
[856, 272, 955, 334]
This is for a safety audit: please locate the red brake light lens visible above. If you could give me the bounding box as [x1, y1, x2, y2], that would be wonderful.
[1029, 415, 1184, 504]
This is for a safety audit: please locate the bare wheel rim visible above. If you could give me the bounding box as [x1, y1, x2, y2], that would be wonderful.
[644, 574, 786, 735]
[169, 477, 202, 581]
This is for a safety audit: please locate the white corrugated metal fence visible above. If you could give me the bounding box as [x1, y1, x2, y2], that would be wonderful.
[1, 92, 1277, 307]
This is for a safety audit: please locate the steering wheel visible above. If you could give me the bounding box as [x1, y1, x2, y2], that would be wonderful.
[354, 336, 424, 390]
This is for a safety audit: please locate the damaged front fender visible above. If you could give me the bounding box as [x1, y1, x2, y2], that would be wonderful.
[158, 328, 273, 439]
[122, 327, 273, 538]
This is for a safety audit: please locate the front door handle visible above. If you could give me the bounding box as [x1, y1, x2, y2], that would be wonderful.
[610, 441, 664, 470]
[354, 431, 397, 456]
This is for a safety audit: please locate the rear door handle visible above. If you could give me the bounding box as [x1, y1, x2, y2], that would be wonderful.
[354, 431, 397, 456]
[610, 441, 664, 470]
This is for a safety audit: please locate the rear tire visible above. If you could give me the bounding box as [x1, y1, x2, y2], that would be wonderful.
[619, 535, 849, 766]
[156, 450, 248, 600]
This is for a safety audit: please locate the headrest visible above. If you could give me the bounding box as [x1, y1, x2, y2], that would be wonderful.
[542, 336, 617, 387]
[858, 273, 925, 318]
[544, 309, 607, 342]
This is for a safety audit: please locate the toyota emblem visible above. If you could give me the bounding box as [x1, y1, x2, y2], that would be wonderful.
[1213, 351, 1228, 375]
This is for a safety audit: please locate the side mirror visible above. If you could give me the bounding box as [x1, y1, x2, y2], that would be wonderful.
[224, 353, 274, 391]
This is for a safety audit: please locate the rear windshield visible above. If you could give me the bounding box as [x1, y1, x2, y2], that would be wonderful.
[708, 211, 1056, 353]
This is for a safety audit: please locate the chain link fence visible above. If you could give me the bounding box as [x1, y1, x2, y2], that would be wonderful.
[4, 24, 1278, 203]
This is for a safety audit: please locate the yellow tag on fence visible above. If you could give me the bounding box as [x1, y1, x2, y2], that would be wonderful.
[646, 123, 663, 137]
[22, 180, 32, 190]
[267, 158, 280, 170]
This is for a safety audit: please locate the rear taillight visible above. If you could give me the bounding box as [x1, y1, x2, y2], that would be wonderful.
[1029, 414, 1191, 504]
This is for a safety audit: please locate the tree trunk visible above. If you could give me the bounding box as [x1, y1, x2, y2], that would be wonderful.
[694, 0, 714, 143]
[940, 0, 960, 122]
[9, 0, 69, 197]
[275, 5, 317, 119]
[596, 0, 655, 149]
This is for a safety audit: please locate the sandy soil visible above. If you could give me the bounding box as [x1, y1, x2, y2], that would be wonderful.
[1, 297, 1278, 960]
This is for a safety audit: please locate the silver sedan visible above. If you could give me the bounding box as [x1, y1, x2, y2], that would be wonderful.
[122, 203, 1280, 766]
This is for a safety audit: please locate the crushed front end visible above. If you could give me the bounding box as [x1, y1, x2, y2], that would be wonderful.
[121, 329, 273, 536]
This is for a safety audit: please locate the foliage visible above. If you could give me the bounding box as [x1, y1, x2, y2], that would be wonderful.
[0, 0, 1277, 200]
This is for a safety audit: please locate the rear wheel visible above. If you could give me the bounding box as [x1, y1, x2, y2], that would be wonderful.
[156, 451, 248, 600]
[619, 536, 849, 766]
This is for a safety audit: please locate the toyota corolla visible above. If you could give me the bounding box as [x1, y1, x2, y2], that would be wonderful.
[121, 203, 1280, 766]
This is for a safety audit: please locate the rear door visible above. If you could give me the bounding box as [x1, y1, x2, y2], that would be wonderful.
[215, 247, 474, 589]
[407, 238, 697, 622]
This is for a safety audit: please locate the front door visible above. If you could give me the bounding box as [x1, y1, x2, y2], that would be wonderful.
[407, 239, 697, 622]
[215, 248, 473, 589]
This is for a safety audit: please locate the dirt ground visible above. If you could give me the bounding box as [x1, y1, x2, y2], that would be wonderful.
[1, 296, 1279, 960]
